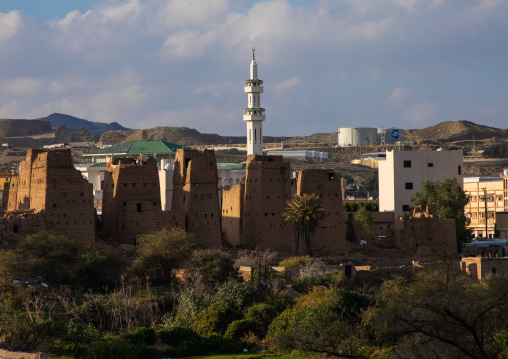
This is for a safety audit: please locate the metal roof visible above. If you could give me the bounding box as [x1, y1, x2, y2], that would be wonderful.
[83, 140, 187, 157]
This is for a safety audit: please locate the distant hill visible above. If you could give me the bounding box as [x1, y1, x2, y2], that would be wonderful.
[38, 113, 129, 135]
[100, 127, 246, 146]
[0, 119, 52, 137]
[405, 121, 508, 143]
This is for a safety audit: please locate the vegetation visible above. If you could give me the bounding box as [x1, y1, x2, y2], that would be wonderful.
[410, 179, 472, 248]
[355, 206, 376, 238]
[483, 143, 508, 158]
[283, 194, 326, 256]
[342, 201, 378, 212]
[1, 229, 508, 359]
[364, 172, 378, 191]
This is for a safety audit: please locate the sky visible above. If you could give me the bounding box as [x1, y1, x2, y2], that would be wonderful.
[0, 0, 507, 136]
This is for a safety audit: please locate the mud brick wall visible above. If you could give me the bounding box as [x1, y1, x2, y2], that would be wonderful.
[461, 257, 508, 280]
[222, 184, 244, 246]
[102, 157, 162, 242]
[4, 149, 95, 243]
[172, 149, 221, 248]
[115, 210, 186, 244]
[242, 155, 293, 251]
[297, 169, 347, 253]
[394, 216, 456, 256]
[7, 149, 45, 211]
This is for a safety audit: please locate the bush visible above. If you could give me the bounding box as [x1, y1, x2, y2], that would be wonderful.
[133, 227, 194, 283]
[83, 338, 137, 359]
[266, 290, 296, 313]
[66, 320, 101, 344]
[120, 327, 156, 345]
[213, 281, 257, 310]
[279, 255, 309, 267]
[188, 249, 240, 288]
[291, 276, 317, 294]
[321, 270, 345, 288]
[191, 301, 242, 336]
[224, 319, 256, 340]
[173, 287, 211, 325]
[245, 303, 277, 330]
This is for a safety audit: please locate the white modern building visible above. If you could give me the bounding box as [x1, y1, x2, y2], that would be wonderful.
[243, 48, 265, 156]
[378, 150, 463, 218]
[266, 150, 328, 162]
[338, 127, 404, 146]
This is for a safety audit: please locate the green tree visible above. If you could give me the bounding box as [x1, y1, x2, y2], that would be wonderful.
[355, 206, 376, 239]
[188, 249, 240, 288]
[283, 193, 327, 256]
[483, 143, 508, 158]
[364, 172, 378, 191]
[0, 251, 22, 290]
[410, 179, 471, 248]
[368, 265, 508, 359]
[133, 227, 194, 283]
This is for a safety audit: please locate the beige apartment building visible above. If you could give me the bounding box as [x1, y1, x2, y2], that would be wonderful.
[464, 176, 508, 238]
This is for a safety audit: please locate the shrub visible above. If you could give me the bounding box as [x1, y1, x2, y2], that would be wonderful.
[224, 319, 256, 340]
[191, 301, 242, 336]
[66, 320, 101, 344]
[266, 290, 296, 312]
[120, 327, 156, 345]
[173, 287, 211, 325]
[291, 276, 317, 294]
[188, 249, 240, 288]
[83, 338, 137, 359]
[278, 255, 309, 267]
[321, 270, 345, 288]
[213, 281, 257, 310]
[245, 303, 277, 330]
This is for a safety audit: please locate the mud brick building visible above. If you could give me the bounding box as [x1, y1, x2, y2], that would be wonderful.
[393, 204, 456, 255]
[296, 169, 347, 252]
[222, 156, 347, 253]
[101, 156, 184, 244]
[1, 149, 95, 242]
[172, 149, 222, 248]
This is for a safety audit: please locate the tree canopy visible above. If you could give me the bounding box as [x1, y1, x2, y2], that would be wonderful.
[410, 179, 471, 248]
[283, 193, 326, 256]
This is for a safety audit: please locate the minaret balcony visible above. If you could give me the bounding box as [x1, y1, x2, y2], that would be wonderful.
[243, 113, 266, 122]
[244, 85, 264, 93]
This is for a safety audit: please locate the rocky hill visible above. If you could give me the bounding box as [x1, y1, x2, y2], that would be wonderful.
[0, 119, 52, 137]
[405, 121, 508, 143]
[54, 125, 101, 143]
[39, 113, 129, 135]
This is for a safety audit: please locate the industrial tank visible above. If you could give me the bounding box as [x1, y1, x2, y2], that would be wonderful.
[337, 127, 378, 147]
[377, 128, 404, 144]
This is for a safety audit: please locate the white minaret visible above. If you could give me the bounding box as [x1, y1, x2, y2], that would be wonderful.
[244, 47, 265, 156]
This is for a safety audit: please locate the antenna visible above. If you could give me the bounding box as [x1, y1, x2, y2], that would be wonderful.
[252, 47, 255, 60]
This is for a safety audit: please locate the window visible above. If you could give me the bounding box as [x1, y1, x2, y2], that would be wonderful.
[458, 165, 462, 175]
[405, 182, 413, 190]
[428, 163, 434, 167]
[403, 160, 411, 168]
[470, 195, 477, 202]
[472, 212, 477, 219]
[137, 203, 142, 212]
[402, 204, 410, 212]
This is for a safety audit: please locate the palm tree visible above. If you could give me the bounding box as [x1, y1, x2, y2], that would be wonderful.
[283, 193, 327, 256]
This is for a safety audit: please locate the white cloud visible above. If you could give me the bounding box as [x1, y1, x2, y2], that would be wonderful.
[393, 0, 420, 12]
[0, 11, 23, 43]
[2, 77, 43, 95]
[161, 30, 216, 58]
[26, 99, 81, 119]
[402, 103, 438, 124]
[158, 0, 229, 28]
[0, 101, 23, 118]
[273, 76, 300, 93]
[389, 87, 411, 103]
[49, 81, 65, 94]
[360, 69, 382, 81]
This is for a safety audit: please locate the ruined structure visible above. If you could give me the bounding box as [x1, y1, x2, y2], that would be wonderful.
[1, 149, 95, 242]
[222, 156, 348, 253]
[172, 149, 222, 248]
[296, 169, 347, 252]
[461, 257, 508, 280]
[101, 156, 184, 244]
[393, 204, 456, 255]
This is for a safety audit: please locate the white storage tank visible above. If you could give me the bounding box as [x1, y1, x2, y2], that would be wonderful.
[377, 128, 404, 144]
[337, 127, 378, 147]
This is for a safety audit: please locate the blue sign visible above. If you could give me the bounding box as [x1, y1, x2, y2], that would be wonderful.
[391, 129, 400, 140]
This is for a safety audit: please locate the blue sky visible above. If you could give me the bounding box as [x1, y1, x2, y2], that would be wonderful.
[0, 0, 507, 136]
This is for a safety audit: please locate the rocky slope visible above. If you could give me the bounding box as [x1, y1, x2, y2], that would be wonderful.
[0, 119, 52, 137]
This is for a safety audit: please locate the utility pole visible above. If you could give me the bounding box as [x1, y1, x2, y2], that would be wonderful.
[484, 187, 488, 238]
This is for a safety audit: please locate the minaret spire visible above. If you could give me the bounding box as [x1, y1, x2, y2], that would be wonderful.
[244, 48, 265, 156]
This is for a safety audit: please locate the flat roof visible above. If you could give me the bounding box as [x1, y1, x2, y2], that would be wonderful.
[83, 140, 188, 157]
[464, 177, 503, 183]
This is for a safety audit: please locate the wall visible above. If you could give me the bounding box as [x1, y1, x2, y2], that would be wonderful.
[222, 184, 244, 246]
[461, 257, 508, 280]
[242, 155, 293, 251]
[3, 149, 95, 243]
[379, 150, 463, 218]
[297, 169, 347, 253]
[172, 149, 222, 248]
